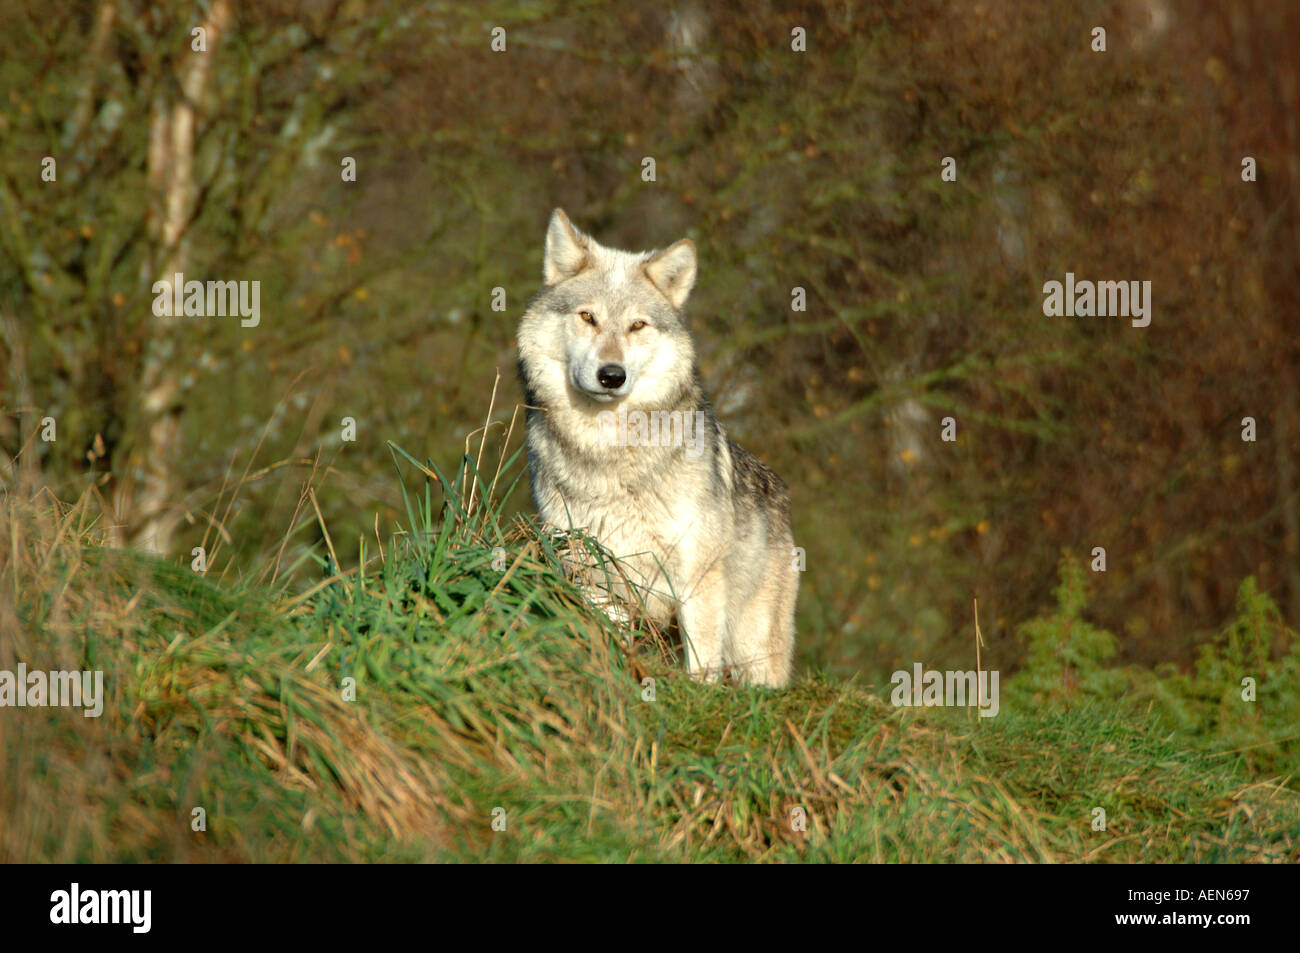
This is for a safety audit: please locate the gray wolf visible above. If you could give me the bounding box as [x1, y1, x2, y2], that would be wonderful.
[516, 209, 798, 686]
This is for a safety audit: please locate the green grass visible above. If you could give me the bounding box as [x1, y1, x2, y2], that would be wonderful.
[2, 449, 1297, 863]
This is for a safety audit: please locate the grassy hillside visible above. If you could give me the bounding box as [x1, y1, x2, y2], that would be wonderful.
[2, 447, 1297, 863]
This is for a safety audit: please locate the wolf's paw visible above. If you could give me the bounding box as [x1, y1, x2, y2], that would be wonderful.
[586, 590, 632, 626]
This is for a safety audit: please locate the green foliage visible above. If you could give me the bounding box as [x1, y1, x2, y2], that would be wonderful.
[1010, 554, 1300, 777]
[1186, 577, 1300, 775]
[1013, 553, 1129, 702]
[1199, 576, 1291, 683]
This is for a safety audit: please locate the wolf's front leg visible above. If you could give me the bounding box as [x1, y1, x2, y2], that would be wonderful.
[678, 564, 727, 682]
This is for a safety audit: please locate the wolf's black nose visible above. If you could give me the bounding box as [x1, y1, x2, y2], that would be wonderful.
[597, 364, 626, 389]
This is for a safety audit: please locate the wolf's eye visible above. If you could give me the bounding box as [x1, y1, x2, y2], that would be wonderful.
[629, 320, 647, 332]
[579, 310, 597, 325]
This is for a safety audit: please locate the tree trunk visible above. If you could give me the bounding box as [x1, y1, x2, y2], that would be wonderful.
[112, 0, 231, 553]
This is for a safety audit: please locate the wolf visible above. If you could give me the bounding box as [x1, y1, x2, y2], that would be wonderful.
[516, 209, 798, 687]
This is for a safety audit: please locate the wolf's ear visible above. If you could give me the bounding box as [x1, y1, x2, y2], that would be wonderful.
[543, 208, 589, 285]
[643, 239, 697, 309]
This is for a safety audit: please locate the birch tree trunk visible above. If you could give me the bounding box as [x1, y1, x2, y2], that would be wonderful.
[112, 0, 231, 553]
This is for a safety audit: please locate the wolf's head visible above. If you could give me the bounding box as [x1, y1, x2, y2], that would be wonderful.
[518, 209, 698, 410]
